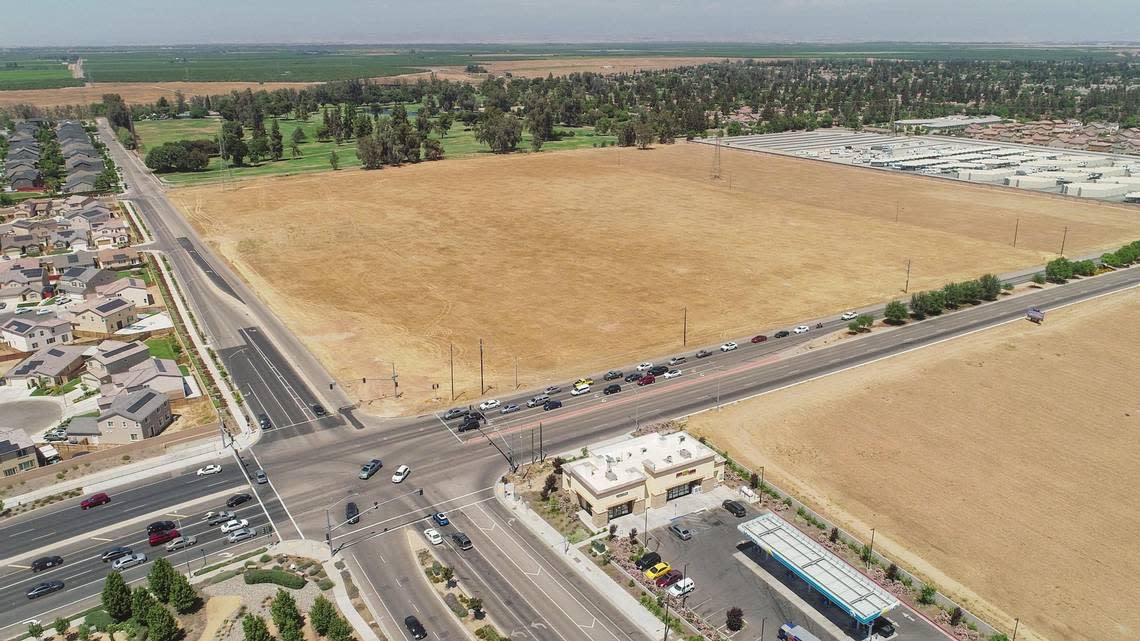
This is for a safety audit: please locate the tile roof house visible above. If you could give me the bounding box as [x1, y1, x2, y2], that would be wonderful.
[64, 195, 97, 210]
[92, 387, 173, 445]
[92, 226, 130, 248]
[0, 314, 74, 352]
[82, 339, 151, 384]
[0, 428, 39, 477]
[104, 357, 186, 400]
[67, 296, 137, 334]
[42, 250, 98, 273]
[95, 277, 153, 308]
[55, 266, 117, 296]
[96, 247, 139, 270]
[3, 344, 87, 386]
[0, 267, 50, 305]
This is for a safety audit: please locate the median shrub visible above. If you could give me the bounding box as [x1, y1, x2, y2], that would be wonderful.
[443, 593, 467, 618]
[244, 569, 306, 589]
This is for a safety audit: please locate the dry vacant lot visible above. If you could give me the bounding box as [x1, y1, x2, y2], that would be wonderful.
[171, 143, 1140, 414]
[387, 56, 742, 83]
[0, 81, 315, 108]
[687, 286, 1140, 641]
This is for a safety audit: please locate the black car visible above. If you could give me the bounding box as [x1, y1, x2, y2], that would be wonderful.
[31, 555, 63, 572]
[872, 617, 896, 639]
[624, 372, 643, 383]
[442, 407, 468, 421]
[258, 413, 272, 429]
[26, 580, 64, 599]
[774, 330, 790, 338]
[146, 520, 176, 535]
[404, 616, 427, 640]
[226, 493, 253, 508]
[458, 416, 481, 432]
[345, 502, 360, 525]
[543, 400, 563, 411]
[695, 349, 712, 358]
[603, 384, 621, 395]
[311, 404, 328, 417]
[603, 370, 623, 381]
[100, 547, 133, 563]
[452, 532, 473, 550]
[634, 551, 662, 571]
[649, 365, 669, 376]
[722, 499, 747, 517]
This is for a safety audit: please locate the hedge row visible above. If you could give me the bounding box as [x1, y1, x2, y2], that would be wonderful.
[244, 569, 306, 589]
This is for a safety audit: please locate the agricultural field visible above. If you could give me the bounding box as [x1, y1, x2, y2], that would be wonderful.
[685, 285, 1140, 641]
[0, 57, 82, 90]
[133, 112, 616, 185]
[171, 142, 1140, 416]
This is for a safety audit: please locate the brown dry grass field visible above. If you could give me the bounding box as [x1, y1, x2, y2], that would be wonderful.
[385, 56, 740, 83]
[686, 285, 1140, 641]
[170, 143, 1140, 415]
[0, 81, 315, 108]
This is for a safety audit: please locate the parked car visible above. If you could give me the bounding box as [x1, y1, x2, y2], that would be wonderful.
[655, 569, 683, 588]
[254, 469, 268, 484]
[840, 311, 857, 321]
[570, 385, 591, 396]
[404, 616, 427, 640]
[226, 493, 253, 508]
[258, 413, 272, 429]
[603, 370, 623, 381]
[644, 562, 672, 580]
[872, 617, 897, 639]
[112, 553, 147, 570]
[543, 400, 563, 411]
[624, 372, 643, 383]
[220, 519, 250, 533]
[311, 404, 329, 417]
[478, 399, 500, 410]
[637, 374, 655, 386]
[100, 547, 132, 563]
[526, 394, 550, 408]
[146, 521, 176, 535]
[695, 350, 712, 358]
[432, 512, 449, 526]
[359, 459, 383, 479]
[667, 577, 695, 598]
[206, 511, 236, 526]
[667, 356, 687, 366]
[722, 500, 747, 517]
[346, 502, 360, 525]
[663, 370, 682, 379]
[80, 492, 111, 510]
[603, 384, 621, 395]
[774, 330, 790, 338]
[31, 556, 63, 572]
[26, 580, 64, 599]
[165, 536, 197, 552]
[43, 430, 67, 442]
[227, 528, 256, 543]
[794, 325, 810, 334]
[391, 465, 411, 483]
[720, 341, 738, 352]
[634, 551, 662, 571]
[543, 385, 561, 395]
[196, 464, 222, 476]
[751, 335, 768, 343]
[500, 403, 521, 415]
[452, 532, 473, 550]
[636, 362, 653, 371]
[669, 523, 693, 540]
[423, 529, 443, 545]
[649, 365, 668, 376]
[443, 407, 468, 420]
[149, 529, 180, 546]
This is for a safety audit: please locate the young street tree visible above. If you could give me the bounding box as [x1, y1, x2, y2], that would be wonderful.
[26, 622, 44, 640]
[884, 300, 908, 325]
[102, 571, 133, 621]
[147, 606, 179, 641]
[243, 615, 272, 641]
[326, 616, 354, 641]
[169, 572, 198, 614]
[148, 557, 176, 602]
[271, 588, 303, 635]
[309, 595, 337, 636]
[132, 586, 158, 621]
[53, 618, 70, 638]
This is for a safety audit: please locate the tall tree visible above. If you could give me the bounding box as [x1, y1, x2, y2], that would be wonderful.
[248, 134, 270, 164]
[148, 557, 175, 602]
[101, 571, 132, 621]
[242, 615, 272, 641]
[270, 588, 303, 635]
[309, 596, 337, 637]
[146, 607, 178, 641]
[132, 586, 158, 621]
[269, 119, 284, 161]
[329, 149, 340, 170]
[422, 138, 444, 161]
[168, 572, 198, 614]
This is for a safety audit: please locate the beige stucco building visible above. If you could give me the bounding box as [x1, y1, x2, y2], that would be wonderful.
[562, 431, 724, 527]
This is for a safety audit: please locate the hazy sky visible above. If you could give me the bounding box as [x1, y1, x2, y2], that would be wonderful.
[4, 0, 1138, 47]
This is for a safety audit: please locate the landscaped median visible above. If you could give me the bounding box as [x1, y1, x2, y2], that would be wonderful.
[407, 529, 510, 641]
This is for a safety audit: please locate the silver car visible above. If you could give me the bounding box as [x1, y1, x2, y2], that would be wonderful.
[227, 527, 256, 543]
[111, 552, 148, 570]
[165, 536, 198, 552]
[359, 459, 382, 480]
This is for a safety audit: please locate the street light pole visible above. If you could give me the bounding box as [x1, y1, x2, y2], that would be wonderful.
[1060, 226, 1069, 257]
[479, 338, 485, 394]
[904, 259, 912, 294]
[449, 342, 455, 401]
[868, 528, 876, 567]
[682, 307, 687, 347]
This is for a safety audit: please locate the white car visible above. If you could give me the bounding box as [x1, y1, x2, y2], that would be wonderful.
[165, 536, 197, 552]
[391, 465, 411, 483]
[220, 519, 250, 533]
[196, 464, 222, 476]
[720, 342, 738, 352]
[112, 552, 147, 570]
[663, 370, 682, 379]
[570, 386, 590, 396]
[636, 362, 653, 371]
[840, 311, 857, 321]
[794, 325, 810, 334]
[478, 399, 500, 411]
[667, 577, 695, 598]
[423, 528, 443, 545]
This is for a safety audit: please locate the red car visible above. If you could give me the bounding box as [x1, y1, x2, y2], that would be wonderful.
[148, 528, 180, 546]
[637, 374, 656, 386]
[751, 335, 768, 344]
[655, 569, 683, 588]
[81, 492, 111, 510]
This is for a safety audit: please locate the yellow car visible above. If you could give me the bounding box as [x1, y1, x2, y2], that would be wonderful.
[644, 562, 672, 580]
[574, 377, 594, 387]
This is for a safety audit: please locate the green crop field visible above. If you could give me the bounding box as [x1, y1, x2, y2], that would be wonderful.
[0, 56, 83, 90]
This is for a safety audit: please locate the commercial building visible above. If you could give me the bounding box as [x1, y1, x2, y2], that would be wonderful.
[562, 431, 724, 527]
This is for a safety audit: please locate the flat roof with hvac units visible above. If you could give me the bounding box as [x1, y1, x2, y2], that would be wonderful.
[739, 512, 899, 625]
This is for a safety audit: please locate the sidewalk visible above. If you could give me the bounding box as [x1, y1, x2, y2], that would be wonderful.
[496, 482, 667, 641]
[273, 540, 388, 641]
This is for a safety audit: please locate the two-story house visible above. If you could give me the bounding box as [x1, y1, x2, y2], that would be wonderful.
[0, 314, 74, 352]
[67, 296, 137, 334]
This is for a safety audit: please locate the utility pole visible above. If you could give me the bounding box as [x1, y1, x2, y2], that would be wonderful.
[514, 356, 519, 389]
[662, 594, 671, 641]
[1060, 226, 1069, 257]
[479, 338, 485, 394]
[538, 421, 544, 461]
[868, 528, 876, 567]
[1012, 218, 1020, 247]
[1012, 618, 1020, 641]
[895, 200, 900, 223]
[390, 363, 399, 398]
[449, 342, 455, 401]
[682, 306, 688, 347]
[904, 259, 912, 293]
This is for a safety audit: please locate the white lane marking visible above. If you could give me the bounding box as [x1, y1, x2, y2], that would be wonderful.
[433, 413, 463, 443]
[348, 555, 406, 641]
[27, 532, 55, 542]
[242, 446, 304, 541]
[240, 327, 313, 420]
[90, 537, 113, 542]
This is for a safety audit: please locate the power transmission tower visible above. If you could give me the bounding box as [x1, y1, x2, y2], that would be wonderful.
[711, 136, 722, 180]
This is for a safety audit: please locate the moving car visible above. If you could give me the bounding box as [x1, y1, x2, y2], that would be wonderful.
[663, 370, 681, 379]
[570, 385, 591, 396]
[31, 556, 63, 572]
[452, 532, 473, 550]
[258, 413, 272, 430]
[603, 370, 623, 381]
[636, 362, 653, 371]
[526, 394, 550, 408]
[543, 385, 561, 395]
[500, 403, 521, 414]
[404, 616, 427, 640]
[655, 569, 683, 588]
[603, 384, 621, 395]
[196, 464, 222, 476]
[722, 499, 747, 517]
[751, 335, 767, 343]
[432, 512, 449, 526]
[668, 523, 693, 540]
[423, 529, 443, 545]
[543, 399, 563, 411]
[346, 502, 360, 524]
[391, 465, 411, 483]
[637, 374, 655, 386]
[720, 341, 738, 352]
[206, 511, 236, 526]
[80, 492, 110, 510]
[146, 521, 176, 535]
[840, 311, 857, 321]
[458, 416, 481, 432]
[667, 577, 695, 597]
[624, 372, 643, 383]
[478, 399, 500, 410]
[359, 459, 383, 479]
[644, 562, 672, 580]
[227, 528, 256, 543]
[667, 356, 687, 366]
[634, 551, 662, 571]
[26, 580, 64, 599]
[226, 493, 253, 508]
[165, 536, 198, 552]
[648, 365, 668, 376]
[794, 325, 810, 334]
[774, 330, 790, 338]
[254, 469, 268, 484]
[220, 519, 250, 533]
[443, 407, 467, 420]
[100, 547, 132, 563]
[574, 377, 594, 387]
[695, 350, 712, 358]
[112, 553, 147, 570]
[149, 529, 180, 546]
[311, 404, 329, 417]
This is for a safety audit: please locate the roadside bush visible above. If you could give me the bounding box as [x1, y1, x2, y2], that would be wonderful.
[919, 584, 937, 604]
[318, 578, 335, 591]
[444, 593, 468, 618]
[1031, 272, 1046, 285]
[244, 569, 306, 589]
[1073, 259, 1097, 277]
[1045, 257, 1074, 283]
[950, 607, 963, 627]
[885, 563, 899, 581]
[475, 626, 508, 641]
